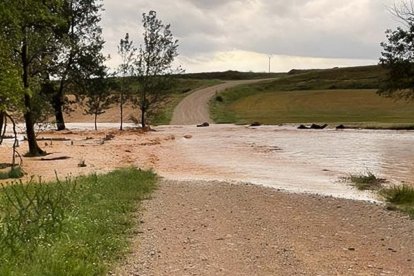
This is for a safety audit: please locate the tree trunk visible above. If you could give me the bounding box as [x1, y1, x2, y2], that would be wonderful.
[0, 111, 4, 135]
[0, 111, 5, 145]
[141, 106, 146, 128]
[120, 91, 124, 131]
[94, 113, 98, 131]
[53, 86, 66, 131]
[24, 95, 45, 156]
[55, 105, 66, 131]
[22, 32, 44, 156]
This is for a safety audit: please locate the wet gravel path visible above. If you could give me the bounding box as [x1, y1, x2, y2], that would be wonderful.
[116, 180, 414, 275]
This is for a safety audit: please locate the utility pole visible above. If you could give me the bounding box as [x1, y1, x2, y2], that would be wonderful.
[268, 55, 272, 73]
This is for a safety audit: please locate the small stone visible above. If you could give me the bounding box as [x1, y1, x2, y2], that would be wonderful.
[348, 247, 356, 251]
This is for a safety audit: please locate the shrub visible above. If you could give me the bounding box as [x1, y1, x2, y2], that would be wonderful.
[215, 95, 223, 102]
[0, 166, 24, 180]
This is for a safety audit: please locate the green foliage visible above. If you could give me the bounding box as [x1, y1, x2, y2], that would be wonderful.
[0, 0, 68, 155]
[82, 74, 115, 130]
[0, 41, 23, 113]
[117, 33, 137, 130]
[47, 0, 106, 130]
[0, 167, 24, 180]
[0, 168, 156, 274]
[379, 11, 414, 101]
[380, 185, 414, 218]
[134, 10, 183, 127]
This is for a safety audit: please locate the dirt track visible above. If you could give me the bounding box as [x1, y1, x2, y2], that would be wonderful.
[170, 80, 269, 125]
[117, 180, 414, 275]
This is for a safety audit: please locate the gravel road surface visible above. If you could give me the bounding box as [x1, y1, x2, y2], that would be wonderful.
[170, 80, 270, 125]
[116, 180, 414, 275]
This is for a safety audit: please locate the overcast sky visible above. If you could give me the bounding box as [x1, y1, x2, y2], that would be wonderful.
[101, 0, 400, 73]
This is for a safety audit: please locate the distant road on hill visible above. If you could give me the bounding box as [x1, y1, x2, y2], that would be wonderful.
[170, 79, 271, 125]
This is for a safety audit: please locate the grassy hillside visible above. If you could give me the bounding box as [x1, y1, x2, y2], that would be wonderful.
[178, 70, 283, 80]
[255, 65, 386, 91]
[211, 65, 414, 126]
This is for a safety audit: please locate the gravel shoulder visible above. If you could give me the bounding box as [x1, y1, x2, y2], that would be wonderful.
[117, 180, 414, 275]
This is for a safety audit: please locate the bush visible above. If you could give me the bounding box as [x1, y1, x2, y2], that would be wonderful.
[0, 166, 24, 180]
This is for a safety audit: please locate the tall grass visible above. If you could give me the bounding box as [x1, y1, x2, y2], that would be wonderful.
[380, 185, 414, 218]
[0, 168, 156, 275]
[348, 171, 386, 191]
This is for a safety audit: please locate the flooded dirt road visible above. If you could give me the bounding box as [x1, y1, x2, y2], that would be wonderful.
[2, 123, 413, 201]
[152, 125, 414, 201]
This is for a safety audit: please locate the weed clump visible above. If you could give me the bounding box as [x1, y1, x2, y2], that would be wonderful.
[380, 185, 414, 218]
[0, 166, 24, 180]
[348, 171, 386, 191]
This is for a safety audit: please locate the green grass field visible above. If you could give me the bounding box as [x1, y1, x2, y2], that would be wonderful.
[0, 168, 156, 275]
[212, 89, 414, 125]
[211, 65, 414, 126]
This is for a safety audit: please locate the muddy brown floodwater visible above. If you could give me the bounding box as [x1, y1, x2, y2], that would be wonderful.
[153, 124, 414, 201]
[1, 124, 413, 201]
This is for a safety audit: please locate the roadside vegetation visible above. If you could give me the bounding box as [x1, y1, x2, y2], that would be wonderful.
[0, 168, 156, 275]
[346, 171, 414, 218]
[211, 66, 414, 125]
[381, 185, 414, 218]
[0, 166, 24, 180]
[346, 171, 386, 191]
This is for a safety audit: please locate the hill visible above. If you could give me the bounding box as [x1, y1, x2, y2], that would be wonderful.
[211, 65, 414, 127]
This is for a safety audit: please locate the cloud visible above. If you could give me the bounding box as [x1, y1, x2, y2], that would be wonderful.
[176, 50, 377, 73]
[101, 0, 399, 72]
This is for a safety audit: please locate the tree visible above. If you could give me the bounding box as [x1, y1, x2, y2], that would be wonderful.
[379, 0, 414, 101]
[49, 0, 105, 131]
[135, 11, 183, 128]
[0, 0, 66, 156]
[82, 74, 114, 131]
[117, 33, 137, 130]
[0, 38, 24, 169]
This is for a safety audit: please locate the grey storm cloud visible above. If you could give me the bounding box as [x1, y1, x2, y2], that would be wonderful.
[101, 0, 400, 71]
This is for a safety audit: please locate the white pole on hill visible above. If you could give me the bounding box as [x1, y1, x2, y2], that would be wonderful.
[268, 55, 272, 73]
